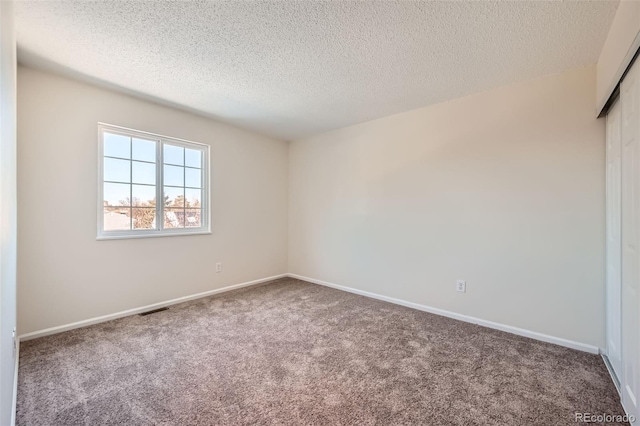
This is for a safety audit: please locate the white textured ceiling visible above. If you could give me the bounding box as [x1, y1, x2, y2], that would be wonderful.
[16, 1, 618, 140]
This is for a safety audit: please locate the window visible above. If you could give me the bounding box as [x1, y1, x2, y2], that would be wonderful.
[98, 123, 210, 239]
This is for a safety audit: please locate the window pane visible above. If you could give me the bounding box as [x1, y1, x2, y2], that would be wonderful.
[132, 184, 156, 207]
[164, 208, 185, 228]
[185, 148, 201, 168]
[132, 208, 156, 229]
[104, 207, 131, 230]
[100, 126, 208, 236]
[104, 157, 130, 183]
[164, 144, 184, 166]
[164, 186, 184, 207]
[132, 138, 156, 162]
[164, 165, 184, 186]
[185, 168, 201, 188]
[185, 188, 201, 208]
[104, 182, 130, 206]
[132, 161, 155, 185]
[103, 132, 130, 159]
[185, 209, 201, 228]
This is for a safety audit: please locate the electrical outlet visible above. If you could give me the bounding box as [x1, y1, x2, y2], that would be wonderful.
[216, 262, 222, 273]
[456, 280, 466, 293]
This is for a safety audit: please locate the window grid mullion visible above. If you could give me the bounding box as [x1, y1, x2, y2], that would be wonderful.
[104, 155, 155, 165]
[158, 140, 164, 232]
[201, 152, 204, 224]
[129, 138, 133, 230]
[164, 185, 201, 190]
[104, 180, 156, 186]
[183, 148, 186, 228]
[204, 149, 207, 229]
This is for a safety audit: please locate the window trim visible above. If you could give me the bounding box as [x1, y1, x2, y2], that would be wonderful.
[97, 123, 211, 240]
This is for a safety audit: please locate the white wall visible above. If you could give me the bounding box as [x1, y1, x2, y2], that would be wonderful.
[17, 66, 289, 335]
[596, 0, 640, 114]
[0, 1, 17, 425]
[289, 65, 606, 348]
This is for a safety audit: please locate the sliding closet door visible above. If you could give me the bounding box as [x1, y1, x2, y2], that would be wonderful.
[607, 98, 623, 381]
[620, 59, 640, 419]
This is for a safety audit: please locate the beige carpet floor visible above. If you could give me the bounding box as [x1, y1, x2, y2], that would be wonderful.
[17, 277, 625, 425]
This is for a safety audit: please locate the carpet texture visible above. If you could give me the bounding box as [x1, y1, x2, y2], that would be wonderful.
[17, 278, 625, 425]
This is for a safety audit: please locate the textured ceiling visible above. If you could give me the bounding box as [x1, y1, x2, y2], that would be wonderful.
[16, 1, 618, 140]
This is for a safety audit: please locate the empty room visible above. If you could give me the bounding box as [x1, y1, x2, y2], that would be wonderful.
[1, 0, 640, 424]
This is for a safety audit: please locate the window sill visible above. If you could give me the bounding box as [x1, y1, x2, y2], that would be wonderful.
[96, 230, 211, 241]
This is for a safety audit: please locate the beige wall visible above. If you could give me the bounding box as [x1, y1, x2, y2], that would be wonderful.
[17, 66, 289, 335]
[18, 63, 607, 349]
[289, 65, 606, 348]
[0, 2, 17, 424]
[597, 0, 640, 114]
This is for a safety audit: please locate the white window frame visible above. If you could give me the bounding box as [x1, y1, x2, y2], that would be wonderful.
[97, 123, 211, 240]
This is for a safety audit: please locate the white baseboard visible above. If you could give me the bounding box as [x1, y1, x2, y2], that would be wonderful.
[601, 355, 638, 424]
[19, 274, 288, 342]
[601, 354, 622, 395]
[11, 338, 19, 426]
[288, 273, 600, 354]
[18, 271, 601, 356]
[621, 399, 638, 425]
